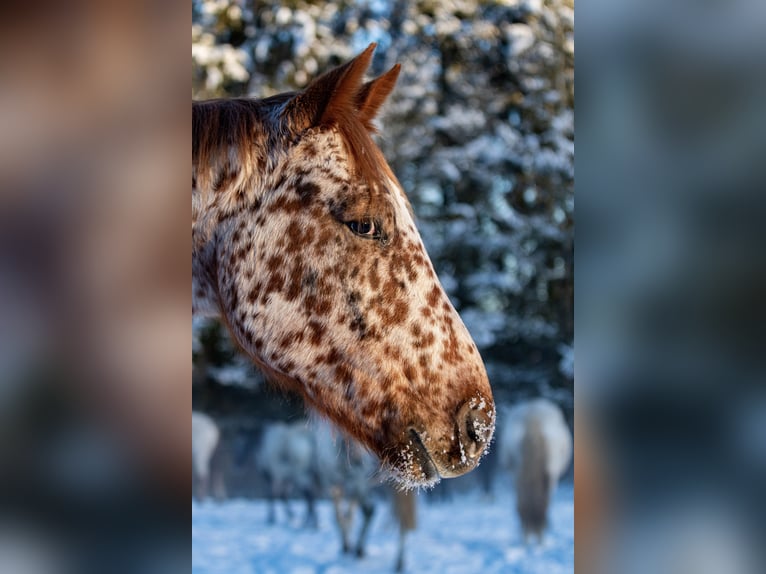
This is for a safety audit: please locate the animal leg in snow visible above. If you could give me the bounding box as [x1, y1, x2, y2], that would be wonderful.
[266, 484, 277, 524]
[355, 499, 375, 558]
[395, 529, 407, 573]
[194, 475, 209, 502]
[282, 490, 294, 521]
[332, 487, 353, 553]
[304, 488, 318, 529]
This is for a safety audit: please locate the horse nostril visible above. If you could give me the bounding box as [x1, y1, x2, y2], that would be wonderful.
[457, 400, 494, 460]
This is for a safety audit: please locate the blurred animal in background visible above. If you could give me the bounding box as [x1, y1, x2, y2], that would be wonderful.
[499, 398, 572, 543]
[192, 43, 495, 489]
[316, 421, 417, 572]
[392, 490, 417, 573]
[256, 420, 320, 527]
[313, 421, 378, 557]
[192, 411, 226, 501]
[256, 418, 415, 570]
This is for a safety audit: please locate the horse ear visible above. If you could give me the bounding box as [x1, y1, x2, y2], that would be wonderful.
[283, 43, 376, 132]
[355, 63, 401, 132]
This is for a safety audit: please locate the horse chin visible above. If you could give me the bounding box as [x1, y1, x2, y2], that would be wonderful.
[388, 428, 483, 490]
[408, 429, 440, 482]
[382, 430, 440, 490]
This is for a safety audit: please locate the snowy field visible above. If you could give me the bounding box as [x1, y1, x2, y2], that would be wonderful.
[192, 482, 573, 574]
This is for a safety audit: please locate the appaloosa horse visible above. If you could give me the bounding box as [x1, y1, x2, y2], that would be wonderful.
[192, 44, 495, 488]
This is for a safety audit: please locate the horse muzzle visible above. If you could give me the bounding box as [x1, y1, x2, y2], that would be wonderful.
[400, 396, 495, 486]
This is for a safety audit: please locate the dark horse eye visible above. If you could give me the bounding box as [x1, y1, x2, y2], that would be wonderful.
[346, 219, 380, 239]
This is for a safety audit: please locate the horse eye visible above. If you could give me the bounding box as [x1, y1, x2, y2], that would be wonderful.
[346, 219, 379, 239]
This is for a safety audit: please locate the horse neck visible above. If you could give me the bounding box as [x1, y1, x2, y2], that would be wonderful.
[192, 154, 275, 248]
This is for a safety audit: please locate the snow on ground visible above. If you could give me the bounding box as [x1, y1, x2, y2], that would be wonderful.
[192, 482, 573, 574]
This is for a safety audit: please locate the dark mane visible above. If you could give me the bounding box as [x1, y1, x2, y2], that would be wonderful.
[192, 96, 288, 192]
[192, 90, 396, 195]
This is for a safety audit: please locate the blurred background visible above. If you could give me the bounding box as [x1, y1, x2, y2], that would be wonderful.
[192, 1, 574, 571]
[0, 2, 190, 574]
[577, 0, 766, 573]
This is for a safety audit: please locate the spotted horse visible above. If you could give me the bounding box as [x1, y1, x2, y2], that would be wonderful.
[192, 44, 495, 488]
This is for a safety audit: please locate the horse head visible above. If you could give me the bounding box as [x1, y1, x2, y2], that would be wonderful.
[193, 45, 495, 488]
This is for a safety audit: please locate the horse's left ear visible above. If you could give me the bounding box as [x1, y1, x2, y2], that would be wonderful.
[355, 63, 401, 132]
[283, 43, 376, 132]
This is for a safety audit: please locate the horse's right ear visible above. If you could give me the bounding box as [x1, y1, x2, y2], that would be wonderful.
[282, 44, 376, 132]
[355, 63, 401, 132]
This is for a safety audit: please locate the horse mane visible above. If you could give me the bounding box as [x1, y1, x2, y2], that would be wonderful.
[192, 95, 289, 194]
[192, 44, 401, 198]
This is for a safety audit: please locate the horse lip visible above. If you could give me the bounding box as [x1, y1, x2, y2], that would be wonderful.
[408, 429, 439, 481]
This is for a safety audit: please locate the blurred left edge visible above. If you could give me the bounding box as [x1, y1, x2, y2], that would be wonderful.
[0, 2, 191, 573]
